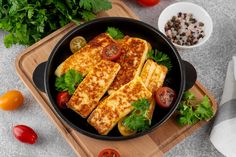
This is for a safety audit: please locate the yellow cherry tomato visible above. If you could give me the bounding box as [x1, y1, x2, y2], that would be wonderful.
[69, 36, 87, 53]
[118, 117, 137, 136]
[0, 90, 24, 111]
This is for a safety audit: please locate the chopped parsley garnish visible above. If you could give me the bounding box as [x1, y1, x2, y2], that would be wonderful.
[123, 99, 151, 131]
[55, 69, 83, 95]
[148, 49, 172, 71]
[106, 27, 124, 40]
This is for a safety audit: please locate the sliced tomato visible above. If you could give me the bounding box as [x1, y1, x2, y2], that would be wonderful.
[137, 0, 160, 7]
[69, 36, 87, 53]
[154, 87, 176, 108]
[98, 148, 120, 157]
[56, 91, 70, 108]
[102, 43, 122, 61]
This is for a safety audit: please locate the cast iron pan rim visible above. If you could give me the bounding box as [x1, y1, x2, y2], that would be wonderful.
[45, 17, 185, 140]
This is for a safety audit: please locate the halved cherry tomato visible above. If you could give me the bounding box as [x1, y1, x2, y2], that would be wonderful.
[118, 117, 137, 136]
[56, 91, 70, 108]
[98, 148, 120, 157]
[154, 87, 176, 108]
[70, 36, 87, 53]
[102, 43, 122, 61]
[137, 0, 160, 7]
[0, 90, 24, 111]
[13, 125, 38, 144]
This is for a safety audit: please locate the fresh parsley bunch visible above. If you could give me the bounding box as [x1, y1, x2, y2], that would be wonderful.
[176, 91, 214, 126]
[0, 0, 112, 48]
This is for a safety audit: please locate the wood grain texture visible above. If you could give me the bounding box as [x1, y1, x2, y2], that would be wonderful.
[15, 1, 217, 156]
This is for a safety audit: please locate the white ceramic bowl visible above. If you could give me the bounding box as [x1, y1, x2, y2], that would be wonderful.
[158, 2, 213, 49]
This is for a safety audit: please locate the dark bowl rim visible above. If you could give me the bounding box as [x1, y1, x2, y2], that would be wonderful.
[44, 17, 185, 141]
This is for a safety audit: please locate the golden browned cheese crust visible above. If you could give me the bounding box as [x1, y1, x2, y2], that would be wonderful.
[140, 59, 168, 118]
[55, 33, 115, 77]
[87, 77, 152, 135]
[140, 59, 168, 92]
[108, 36, 149, 94]
[67, 60, 120, 118]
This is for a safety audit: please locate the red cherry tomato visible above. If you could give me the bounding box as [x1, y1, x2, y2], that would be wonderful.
[98, 148, 120, 157]
[13, 125, 38, 144]
[56, 91, 70, 108]
[102, 43, 122, 61]
[154, 87, 176, 108]
[137, 0, 160, 7]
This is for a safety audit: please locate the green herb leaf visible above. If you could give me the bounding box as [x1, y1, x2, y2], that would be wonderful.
[176, 92, 214, 126]
[3, 33, 15, 48]
[92, 0, 112, 13]
[182, 91, 195, 101]
[55, 69, 83, 95]
[177, 101, 198, 126]
[79, 0, 112, 13]
[195, 96, 214, 120]
[148, 49, 172, 71]
[1, 0, 112, 48]
[123, 99, 151, 131]
[79, 10, 96, 21]
[106, 27, 124, 40]
[27, 7, 34, 19]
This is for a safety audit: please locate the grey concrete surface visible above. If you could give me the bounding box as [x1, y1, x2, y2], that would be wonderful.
[1, 0, 235, 156]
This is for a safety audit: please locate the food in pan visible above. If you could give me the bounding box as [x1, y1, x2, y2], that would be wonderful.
[140, 59, 168, 117]
[118, 59, 168, 136]
[67, 60, 120, 118]
[88, 77, 152, 135]
[108, 36, 149, 94]
[69, 36, 87, 53]
[154, 87, 176, 108]
[55, 33, 115, 77]
[54, 27, 176, 136]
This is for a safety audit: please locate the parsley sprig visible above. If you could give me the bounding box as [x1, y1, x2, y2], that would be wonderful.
[55, 69, 83, 95]
[148, 49, 172, 71]
[123, 99, 151, 131]
[176, 91, 214, 126]
[0, 0, 112, 48]
[106, 27, 124, 40]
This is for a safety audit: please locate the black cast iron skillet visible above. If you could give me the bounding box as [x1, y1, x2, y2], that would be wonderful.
[33, 17, 197, 140]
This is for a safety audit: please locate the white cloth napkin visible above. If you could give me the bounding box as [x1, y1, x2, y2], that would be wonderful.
[210, 56, 236, 157]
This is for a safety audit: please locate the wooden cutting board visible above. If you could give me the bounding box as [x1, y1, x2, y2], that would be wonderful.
[15, 1, 217, 156]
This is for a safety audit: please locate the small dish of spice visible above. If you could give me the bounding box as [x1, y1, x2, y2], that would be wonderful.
[158, 2, 213, 49]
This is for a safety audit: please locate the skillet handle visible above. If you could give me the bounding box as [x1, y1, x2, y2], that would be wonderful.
[32, 61, 47, 93]
[182, 60, 197, 91]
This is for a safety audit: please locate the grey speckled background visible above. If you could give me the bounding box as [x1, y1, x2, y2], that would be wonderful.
[0, 0, 235, 156]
